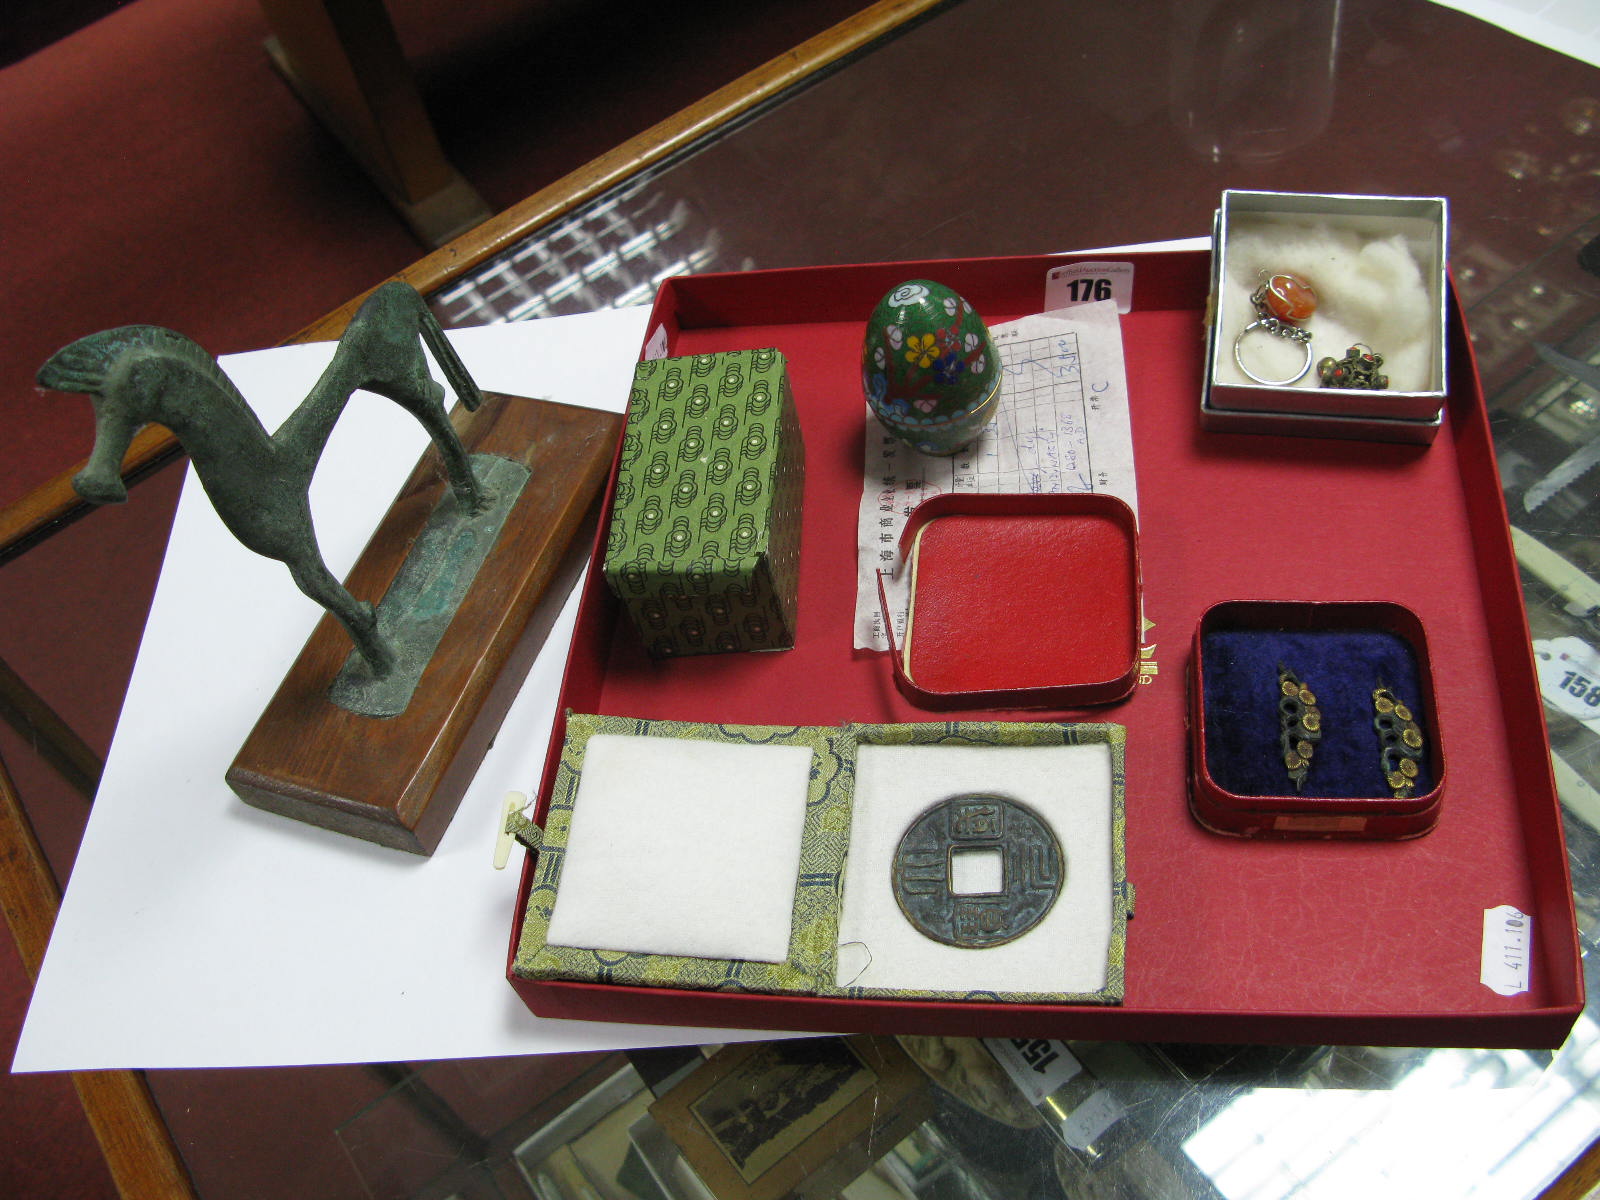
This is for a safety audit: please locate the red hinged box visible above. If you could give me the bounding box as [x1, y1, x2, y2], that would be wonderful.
[1188, 600, 1445, 840]
[881, 492, 1141, 710]
[507, 248, 1583, 1048]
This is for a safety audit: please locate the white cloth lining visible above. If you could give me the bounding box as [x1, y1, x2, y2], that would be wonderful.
[835, 742, 1115, 995]
[544, 734, 814, 963]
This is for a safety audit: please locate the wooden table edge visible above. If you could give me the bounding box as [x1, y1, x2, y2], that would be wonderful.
[287, 0, 948, 345]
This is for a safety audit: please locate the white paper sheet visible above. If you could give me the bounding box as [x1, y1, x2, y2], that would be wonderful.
[14, 308, 793, 1071]
[1429, 0, 1600, 69]
[855, 300, 1137, 650]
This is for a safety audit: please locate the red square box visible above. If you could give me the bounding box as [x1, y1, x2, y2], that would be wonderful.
[508, 249, 1583, 1048]
[883, 492, 1141, 710]
[1188, 600, 1444, 840]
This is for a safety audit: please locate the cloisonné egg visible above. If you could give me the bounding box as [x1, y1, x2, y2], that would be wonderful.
[861, 279, 1000, 456]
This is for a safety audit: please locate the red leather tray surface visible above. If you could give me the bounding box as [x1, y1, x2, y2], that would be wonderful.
[509, 249, 1583, 1048]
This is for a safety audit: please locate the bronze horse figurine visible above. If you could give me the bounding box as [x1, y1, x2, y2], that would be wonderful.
[37, 282, 488, 677]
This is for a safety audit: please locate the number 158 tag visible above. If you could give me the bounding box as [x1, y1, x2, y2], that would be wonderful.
[1534, 636, 1600, 726]
[1045, 261, 1135, 314]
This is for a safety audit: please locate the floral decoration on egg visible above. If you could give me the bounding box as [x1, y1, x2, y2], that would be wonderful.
[861, 279, 1001, 456]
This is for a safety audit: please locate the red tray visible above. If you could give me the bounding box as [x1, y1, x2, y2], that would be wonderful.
[508, 250, 1583, 1048]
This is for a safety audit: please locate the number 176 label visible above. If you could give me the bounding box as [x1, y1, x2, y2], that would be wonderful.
[1045, 261, 1135, 314]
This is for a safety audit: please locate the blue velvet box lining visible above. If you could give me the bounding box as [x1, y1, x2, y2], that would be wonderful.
[1200, 627, 1434, 800]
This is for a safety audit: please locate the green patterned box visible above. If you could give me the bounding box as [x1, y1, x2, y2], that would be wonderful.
[604, 349, 804, 656]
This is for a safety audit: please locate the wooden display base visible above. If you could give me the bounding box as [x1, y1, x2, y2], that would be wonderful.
[228, 393, 621, 854]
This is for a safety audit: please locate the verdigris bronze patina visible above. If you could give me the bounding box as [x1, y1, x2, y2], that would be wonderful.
[37, 281, 503, 687]
[327, 451, 527, 717]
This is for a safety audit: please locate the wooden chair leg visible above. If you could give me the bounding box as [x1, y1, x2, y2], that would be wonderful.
[0, 754, 198, 1199]
[257, 0, 492, 247]
[0, 654, 102, 801]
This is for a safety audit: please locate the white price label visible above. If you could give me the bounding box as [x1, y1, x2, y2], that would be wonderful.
[1534, 637, 1600, 726]
[642, 323, 671, 361]
[985, 1037, 1084, 1105]
[1480, 905, 1532, 996]
[1045, 261, 1135, 314]
[1063, 1089, 1129, 1152]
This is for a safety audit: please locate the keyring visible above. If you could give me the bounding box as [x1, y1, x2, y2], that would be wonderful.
[1233, 272, 1316, 386]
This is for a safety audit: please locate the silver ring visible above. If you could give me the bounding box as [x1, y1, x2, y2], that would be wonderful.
[1233, 319, 1314, 386]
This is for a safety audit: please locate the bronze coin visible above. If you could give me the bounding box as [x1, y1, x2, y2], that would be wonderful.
[891, 794, 1064, 949]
